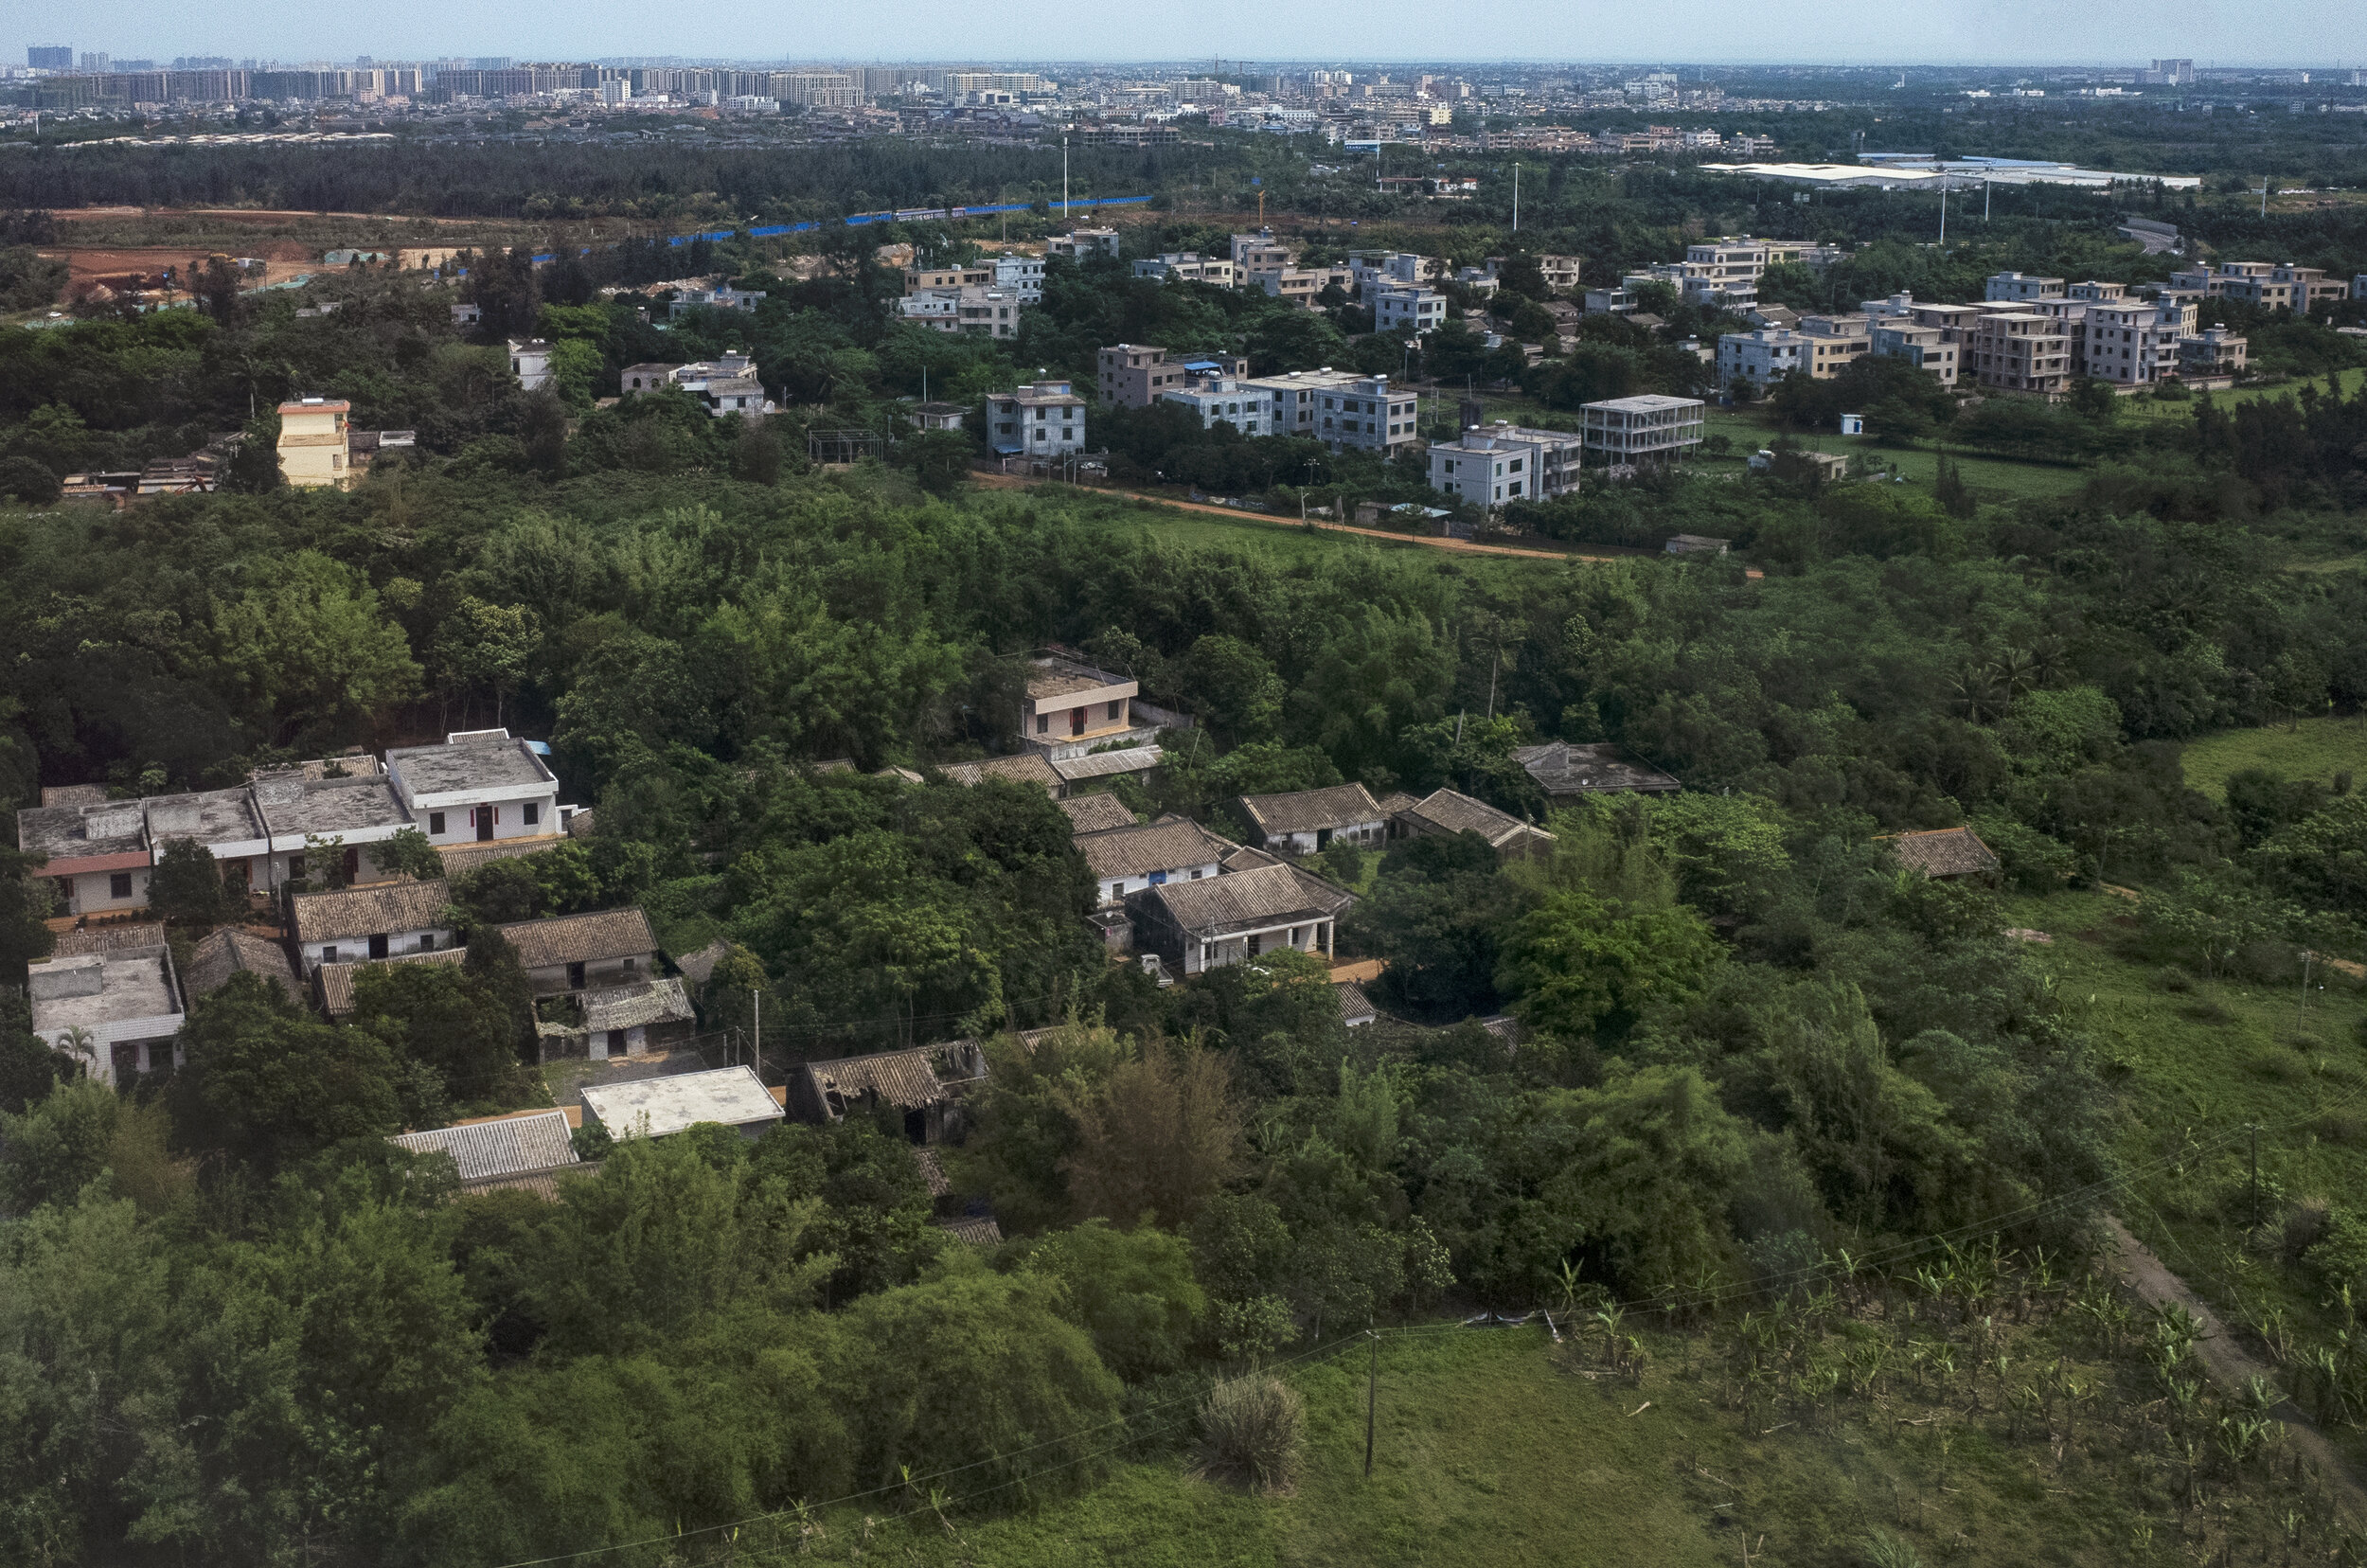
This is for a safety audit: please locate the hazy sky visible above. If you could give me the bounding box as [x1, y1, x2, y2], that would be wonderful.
[6, 0, 2349, 70]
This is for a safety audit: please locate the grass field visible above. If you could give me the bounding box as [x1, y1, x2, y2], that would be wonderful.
[2119, 368, 2367, 424]
[793, 1277, 2350, 1566]
[2181, 717, 2367, 798]
[1999, 886, 2367, 1459]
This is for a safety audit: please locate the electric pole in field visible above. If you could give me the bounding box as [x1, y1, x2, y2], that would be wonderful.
[1062, 134, 1069, 217]
[1364, 1332, 1379, 1478]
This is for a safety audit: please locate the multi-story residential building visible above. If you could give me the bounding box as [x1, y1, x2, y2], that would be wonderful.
[1798, 313, 1872, 377]
[1133, 253, 1237, 285]
[1536, 254, 1583, 292]
[2180, 326, 2248, 377]
[1967, 312, 2073, 396]
[988, 381, 1089, 456]
[1045, 228, 1122, 261]
[276, 398, 354, 490]
[1583, 285, 1633, 315]
[1021, 654, 1138, 752]
[2075, 299, 2184, 386]
[1304, 373, 1420, 454]
[1372, 282, 1448, 335]
[1717, 328, 1809, 391]
[1429, 426, 1552, 508]
[1242, 368, 1355, 438]
[1347, 250, 1444, 292]
[1251, 265, 1352, 310]
[903, 262, 991, 294]
[897, 285, 1022, 338]
[775, 70, 860, 109]
[989, 256, 1045, 303]
[1097, 344, 1180, 409]
[670, 284, 766, 317]
[1985, 272, 2067, 304]
[1230, 228, 1297, 272]
[617, 354, 775, 418]
[1579, 396, 1705, 467]
[1870, 321, 1958, 385]
[1160, 377, 1277, 436]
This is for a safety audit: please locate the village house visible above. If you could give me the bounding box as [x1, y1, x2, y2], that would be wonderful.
[289, 878, 457, 975]
[315, 947, 467, 1021]
[1076, 816, 1229, 908]
[1882, 827, 2001, 881]
[499, 906, 661, 993]
[1394, 788, 1556, 861]
[1336, 981, 1379, 1027]
[392, 1108, 585, 1194]
[247, 771, 423, 889]
[1130, 861, 1344, 977]
[16, 796, 155, 917]
[183, 926, 305, 1008]
[386, 730, 562, 848]
[1513, 740, 1682, 797]
[579, 1065, 784, 1142]
[542, 976, 697, 1062]
[275, 398, 355, 490]
[1020, 654, 1140, 755]
[1237, 783, 1389, 855]
[789, 1043, 983, 1144]
[27, 945, 185, 1086]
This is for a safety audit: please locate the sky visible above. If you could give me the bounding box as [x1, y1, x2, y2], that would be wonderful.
[3, 0, 2350, 71]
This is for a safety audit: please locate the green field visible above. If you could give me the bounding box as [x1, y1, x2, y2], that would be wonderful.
[794, 1283, 2336, 1566]
[2119, 368, 2367, 424]
[1999, 887, 2367, 1457]
[2181, 717, 2367, 798]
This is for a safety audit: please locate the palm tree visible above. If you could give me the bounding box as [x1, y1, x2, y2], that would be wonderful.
[58, 1025, 98, 1079]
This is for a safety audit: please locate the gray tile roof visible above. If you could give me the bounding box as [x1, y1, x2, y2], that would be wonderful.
[498, 908, 658, 970]
[1058, 793, 1139, 834]
[1077, 819, 1228, 881]
[1513, 741, 1681, 796]
[317, 946, 470, 1017]
[579, 977, 695, 1032]
[673, 937, 733, 988]
[392, 1109, 579, 1183]
[289, 878, 454, 946]
[1883, 828, 2001, 879]
[246, 752, 383, 783]
[1336, 981, 1379, 1025]
[940, 753, 1063, 792]
[804, 1048, 949, 1112]
[1051, 746, 1163, 783]
[437, 833, 565, 877]
[938, 1215, 1005, 1247]
[1399, 789, 1549, 849]
[1238, 782, 1384, 836]
[1145, 862, 1331, 932]
[184, 928, 304, 1006]
[915, 1147, 953, 1198]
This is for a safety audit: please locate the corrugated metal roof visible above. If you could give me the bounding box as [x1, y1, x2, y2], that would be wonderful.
[498, 907, 657, 970]
[393, 1109, 579, 1182]
[288, 877, 452, 945]
[1238, 782, 1383, 835]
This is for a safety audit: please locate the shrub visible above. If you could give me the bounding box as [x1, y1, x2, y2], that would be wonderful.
[1196, 1373, 1306, 1494]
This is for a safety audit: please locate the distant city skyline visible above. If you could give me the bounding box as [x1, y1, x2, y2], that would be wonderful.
[5, 0, 2358, 74]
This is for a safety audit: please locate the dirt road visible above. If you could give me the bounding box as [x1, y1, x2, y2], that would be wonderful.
[2104, 1215, 2367, 1527]
[970, 472, 1616, 563]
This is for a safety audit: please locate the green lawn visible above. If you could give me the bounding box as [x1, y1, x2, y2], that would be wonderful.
[2180, 717, 2367, 798]
[2119, 367, 2367, 424]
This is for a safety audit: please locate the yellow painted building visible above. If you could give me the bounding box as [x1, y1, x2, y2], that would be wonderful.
[276, 398, 354, 490]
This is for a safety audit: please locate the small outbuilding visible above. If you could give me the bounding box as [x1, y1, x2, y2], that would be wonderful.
[578, 1065, 784, 1142]
[1881, 827, 2001, 881]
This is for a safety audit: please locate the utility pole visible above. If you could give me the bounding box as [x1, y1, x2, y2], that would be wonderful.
[1062, 134, 1069, 217]
[1984, 177, 1991, 221]
[2259, 177, 2269, 218]
[752, 989, 761, 1083]
[1363, 1332, 1379, 1478]
[1512, 163, 1520, 232]
[1938, 177, 1947, 246]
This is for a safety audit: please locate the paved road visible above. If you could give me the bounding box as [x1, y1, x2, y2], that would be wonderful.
[2104, 1214, 2367, 1527]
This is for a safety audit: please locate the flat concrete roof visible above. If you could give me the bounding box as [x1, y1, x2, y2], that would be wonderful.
[387, 737, 553, 801]
[18, 799, 147, 861]
[579, 1066, 784, 1141]
[144, 788, 266, 850]
[253, 774, 413, 841]
[29, 947, 182, 1035]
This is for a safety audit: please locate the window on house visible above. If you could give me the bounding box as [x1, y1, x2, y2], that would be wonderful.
[1036, 714, 1049, 734]
[427, 811, 445, 835]
[418, 934, 435, 952]
[321, 946, 338, 964]
[1107, 700, 1121, 721]
[523, 803, 540, 828]
[109, 871, 133, 900]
